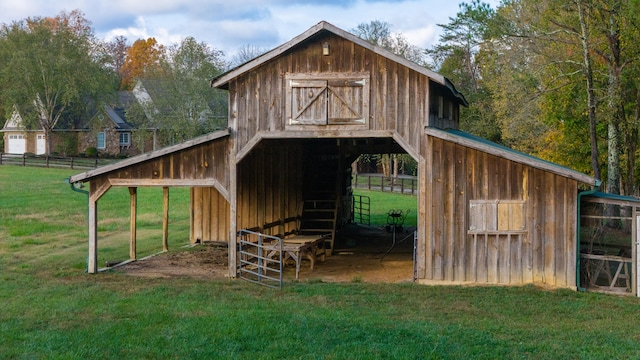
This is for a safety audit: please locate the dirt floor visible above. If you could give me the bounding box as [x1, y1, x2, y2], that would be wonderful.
[118, 224, 416, 283]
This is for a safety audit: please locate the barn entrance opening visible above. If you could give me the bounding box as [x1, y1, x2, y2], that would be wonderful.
[282, 137, 417, 282]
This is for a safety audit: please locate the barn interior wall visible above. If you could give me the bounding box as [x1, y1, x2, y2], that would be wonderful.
[235, 140, 305, 234]
[421, 136, 578, 288]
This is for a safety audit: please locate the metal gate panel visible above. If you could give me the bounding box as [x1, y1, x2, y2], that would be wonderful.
[237, 229, 283, 289]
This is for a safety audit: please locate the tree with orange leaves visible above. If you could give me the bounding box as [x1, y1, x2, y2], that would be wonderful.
[120, 37, 166, 90]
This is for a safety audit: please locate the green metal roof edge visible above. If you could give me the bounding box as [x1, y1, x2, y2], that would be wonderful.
[436, 128, 597, 185]
[582, 191, 640, 203]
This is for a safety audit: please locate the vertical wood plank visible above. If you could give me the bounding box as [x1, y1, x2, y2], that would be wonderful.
[487, 234, 498, 283]
[565, 180, 577, 288]
[129, 187, 137, 260]
[162, 187, 169, 251]
[498, 234, 510, 284]
[88, 197, 98, 274]
[432, 138, 444, 280]
[555, 176, 568, 287]
[443, 140, 455, 281]
[454, 144, 466, 282]
[543, 171, 556, 285]
[202, 187, 211, 241]
[477, 233, 488, 282]
[531, 169, 544, 282]
[510, 234, 522, 284]
[467, 234, 478, 282]
[420, 135, 431, 280]
[193, 187, 203, 243]
[523, 168, 534, 283]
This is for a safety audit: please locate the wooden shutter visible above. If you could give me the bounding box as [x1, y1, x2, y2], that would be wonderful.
[327, 79, 367, 124]
[288, 79, 327, 125]
[469, 200, 525, 232]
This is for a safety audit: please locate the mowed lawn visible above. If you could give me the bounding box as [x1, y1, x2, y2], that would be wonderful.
[1, 166, 640, 359]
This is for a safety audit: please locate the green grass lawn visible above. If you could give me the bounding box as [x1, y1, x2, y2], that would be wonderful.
[1, 166, 640, 359]
[353, 189, 417, 227]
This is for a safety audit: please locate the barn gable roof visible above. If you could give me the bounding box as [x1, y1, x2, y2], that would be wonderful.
[425, 127, 598, 186]
[69, 128, 230, 184]
[211, 21, 468, 106]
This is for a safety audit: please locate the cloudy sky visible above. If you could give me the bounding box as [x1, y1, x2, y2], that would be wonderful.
[0, 0, 499, 61]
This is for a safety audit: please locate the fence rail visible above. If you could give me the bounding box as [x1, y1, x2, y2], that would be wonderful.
[0, 153, 117, 170]
[352, 173, 417, 195]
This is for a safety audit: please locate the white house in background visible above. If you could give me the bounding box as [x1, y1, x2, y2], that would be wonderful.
[1, 109, 46, 155]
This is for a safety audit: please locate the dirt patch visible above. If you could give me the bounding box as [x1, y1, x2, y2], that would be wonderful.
[118, 242, 230, 280]
[118, 224, 415, 283]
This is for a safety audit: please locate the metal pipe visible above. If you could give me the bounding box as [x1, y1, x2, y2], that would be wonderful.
[576, 180, 602, 292]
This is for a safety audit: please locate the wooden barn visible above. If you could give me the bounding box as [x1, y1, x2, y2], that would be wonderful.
[69, 21, 602, 290]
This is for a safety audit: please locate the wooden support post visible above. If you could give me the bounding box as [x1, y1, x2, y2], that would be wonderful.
[129, 187, 137, 260]
[163, 187, 169, 252]
[88, 197, 98, 273]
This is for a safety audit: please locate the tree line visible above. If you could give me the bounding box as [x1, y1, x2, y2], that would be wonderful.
[428, 0, 640, 196]
[0, 10, 234, 154]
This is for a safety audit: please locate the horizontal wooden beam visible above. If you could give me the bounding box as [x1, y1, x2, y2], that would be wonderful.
[236, 130, 398, 162]
[109, 178, 230, 202]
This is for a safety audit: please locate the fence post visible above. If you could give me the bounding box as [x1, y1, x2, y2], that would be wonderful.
[70, 157, 74, 170]
[46, 155, 50, 168]
[22, 154, 26, 166]
[94, 157, 98, 168]
[401, 178, 405, 194]
[0, 153, 2, 165]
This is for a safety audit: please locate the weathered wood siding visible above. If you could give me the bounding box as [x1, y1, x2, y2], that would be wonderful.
[421, 136, 578, 288]
[226, 32, 449, 158]
[235, 140, 305, 233]
[190, 187, 229, 242]
[90, 139, 229, 188]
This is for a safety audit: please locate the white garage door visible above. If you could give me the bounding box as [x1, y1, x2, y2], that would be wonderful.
[8, 134, 26, 154]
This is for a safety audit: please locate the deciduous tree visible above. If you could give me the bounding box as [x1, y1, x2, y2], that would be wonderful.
[120, 37, 165, 89]
[0, 10, 117, 155]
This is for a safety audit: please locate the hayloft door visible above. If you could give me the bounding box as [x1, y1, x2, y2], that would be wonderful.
[287, 73, 369, 126]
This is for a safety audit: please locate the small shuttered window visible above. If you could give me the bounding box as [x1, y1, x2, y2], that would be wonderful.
[286, 73, 369, 126]
[469, 200, 526, 232]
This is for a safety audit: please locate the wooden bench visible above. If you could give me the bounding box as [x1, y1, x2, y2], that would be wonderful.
[264, 234, 329, 279]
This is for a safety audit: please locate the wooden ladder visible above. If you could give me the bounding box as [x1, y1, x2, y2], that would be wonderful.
[298, 199, 338, 255]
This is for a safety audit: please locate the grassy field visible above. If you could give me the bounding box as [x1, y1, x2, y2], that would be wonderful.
[2, 166, 640, 359]
[352, 189, 417, 227]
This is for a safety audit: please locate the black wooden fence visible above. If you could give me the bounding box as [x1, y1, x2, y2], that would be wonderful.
[0, 153, 116, 170]
[352, 173, 417, 195]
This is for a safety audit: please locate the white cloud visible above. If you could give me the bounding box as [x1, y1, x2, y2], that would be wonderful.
[0, 0, 502, 61]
